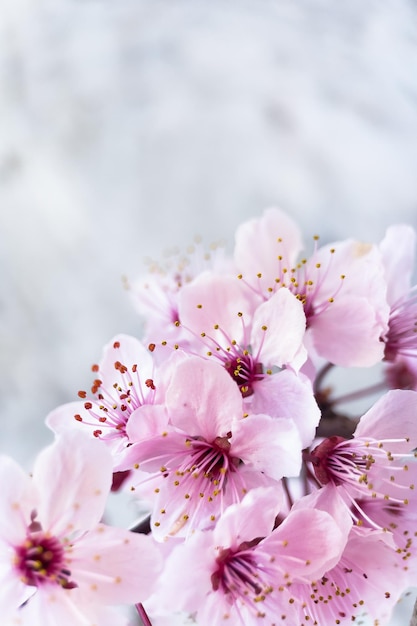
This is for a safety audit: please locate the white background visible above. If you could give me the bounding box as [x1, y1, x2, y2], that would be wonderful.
[1, 1, 416, 623]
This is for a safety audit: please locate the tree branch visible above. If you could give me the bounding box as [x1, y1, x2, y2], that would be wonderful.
[410, 597, 417, 626]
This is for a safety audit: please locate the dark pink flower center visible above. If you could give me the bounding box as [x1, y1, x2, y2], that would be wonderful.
[75, 347, 155, 442]
[14, 532, 76, 589]
[308, 436, 350, 485]
[224, 354, 264, 397]
[211, 541, 263, 596]
[187, 434, 241, 483]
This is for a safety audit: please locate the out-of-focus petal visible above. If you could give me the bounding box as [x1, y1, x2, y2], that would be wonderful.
[0, 457, 37, 544]
[32, 433, 112, 536]
[69, 525, 162, 604]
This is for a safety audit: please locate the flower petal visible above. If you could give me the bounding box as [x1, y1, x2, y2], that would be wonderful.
[213, 487, 282, 549]
[32, 432, 113, 536]
[234, 208, 304, 289]
[231, 413, 302, 479]
[354, 389, 417, 451]
[0, 456, 37, 544]
[165, 356, 243, 440]
[250, 288, 307, 368]
[70, 524, 162, 604]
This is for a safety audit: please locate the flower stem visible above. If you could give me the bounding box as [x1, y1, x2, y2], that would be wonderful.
[410, 597, 417, 626]
[313, 362, 334, 394]
[329, 381, 387, 407]
[135, 603, 153, 626]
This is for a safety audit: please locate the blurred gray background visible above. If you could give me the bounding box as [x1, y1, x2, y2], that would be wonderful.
[1, 1, 417, 622]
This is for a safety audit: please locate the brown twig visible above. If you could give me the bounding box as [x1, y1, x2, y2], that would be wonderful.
[410, 597, 417, 626]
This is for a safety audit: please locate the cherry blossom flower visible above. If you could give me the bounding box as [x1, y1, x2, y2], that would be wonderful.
[46, 334, 162, 466]
[234, 207, 389, 367]
[155, 487, 348, 625]
[307, 390, 417, 530]
[0, 432, 162, 625]
[176, 271, 319, 447]
[291, 478, 410, 625]
[123, 355, 302, 539]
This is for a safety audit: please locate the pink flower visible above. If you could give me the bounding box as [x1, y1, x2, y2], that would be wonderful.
[156, 487, 348, 625]
[46, 334, 161, 465]
[234, 208, 389, 367]
[291, 480, 410, 624]
[123, 356, 302, 539]
[178, 270, 307, 373]
[307, 390, 417, 529]
[0, 432, 162, 625]
[177, 271, 319, 447]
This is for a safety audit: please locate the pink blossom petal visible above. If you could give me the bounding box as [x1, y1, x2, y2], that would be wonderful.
[125, 405, 170, 442]
[293, 484, 353, 545]
[234, 208, 304, 287]
[380, 224, 416, 306]
[69, 524, 162, 604]
[312, 239, 387, 308]
[354, 389, 417, 451]
[157, 531, 214, 613]
[46, 401, 96, 436]
[0, 457, 38, 544]
[98, 334, 154, 390]
[250, 370, 320, 448]
[122, 430, 191, 474]
[250, 288, 307, 368]
[165, 356, 243, 440]
[14, 585, 129, 626]
[300, 526, 409, 626]
[32, 432, 113, 536]
[178, 271, 255, 341]
[309, 295, 386, 366]
[231, 413, 302, 479]
[213, 487, 282, 549]
[264, 508, 346, 581]
[0, 560, 33, 623]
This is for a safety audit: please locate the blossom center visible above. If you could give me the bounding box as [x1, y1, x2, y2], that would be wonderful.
[309, 436, 354, 485]
[212, 545, 261, 595]
[188, 434, 240, 484]
[224, 354, 264, 397]
[14, 531, 76, 589]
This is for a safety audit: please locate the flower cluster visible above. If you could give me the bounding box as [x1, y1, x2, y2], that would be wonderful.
[4, 208, 417, 625]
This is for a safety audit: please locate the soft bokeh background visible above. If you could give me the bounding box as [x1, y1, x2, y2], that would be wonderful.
[1, 1, 417, 623]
